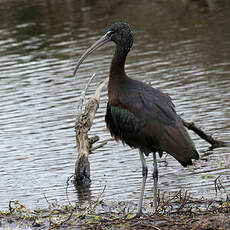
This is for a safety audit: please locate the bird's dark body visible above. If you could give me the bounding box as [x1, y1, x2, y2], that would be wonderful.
[105, 74, 199, 166]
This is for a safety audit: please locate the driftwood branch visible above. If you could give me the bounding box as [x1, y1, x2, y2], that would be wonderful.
[181, 119, 228, 148]
[74, 75, 108, 185]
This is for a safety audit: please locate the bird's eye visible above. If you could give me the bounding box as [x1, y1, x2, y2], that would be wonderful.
[106, 30, 114, 37]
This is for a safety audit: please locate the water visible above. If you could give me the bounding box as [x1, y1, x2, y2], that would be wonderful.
[0, 0, 230, 210]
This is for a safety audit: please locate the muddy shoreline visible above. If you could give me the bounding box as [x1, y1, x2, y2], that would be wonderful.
[1, 191, 229, 230]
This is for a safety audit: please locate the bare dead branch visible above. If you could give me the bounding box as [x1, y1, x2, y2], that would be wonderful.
[76, 73, 96, 121]
[90, 140, 109, 152]
[95, 77, 109, 100]
[89, 135, 100, 145]
[181, 118, 229, 148]
[65, 175, 74, 206]
[90, 138, 114, 153]
[74, 75, 108, 185]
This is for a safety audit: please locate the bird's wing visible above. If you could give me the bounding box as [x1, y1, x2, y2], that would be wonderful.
[119, 81, 180, 127]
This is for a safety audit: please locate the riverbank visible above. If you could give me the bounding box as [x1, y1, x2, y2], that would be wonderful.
[1, 191, 229, 230]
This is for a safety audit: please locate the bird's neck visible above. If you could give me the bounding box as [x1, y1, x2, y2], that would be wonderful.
[108, 45, 129, 100]
[110, 45, 128, 76]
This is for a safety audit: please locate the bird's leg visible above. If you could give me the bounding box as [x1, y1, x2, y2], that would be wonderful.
[137, 150, 148, 215]
[152, 152, 158, 212]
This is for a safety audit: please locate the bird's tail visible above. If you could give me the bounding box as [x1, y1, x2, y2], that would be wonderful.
[163, 124, 199, 167]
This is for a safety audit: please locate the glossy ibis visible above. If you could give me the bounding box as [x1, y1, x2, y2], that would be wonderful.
[74, 22, 199, 215]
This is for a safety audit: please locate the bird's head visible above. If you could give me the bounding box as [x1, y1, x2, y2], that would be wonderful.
[74, 22, 133, 76]
[107, 22, 133, 48]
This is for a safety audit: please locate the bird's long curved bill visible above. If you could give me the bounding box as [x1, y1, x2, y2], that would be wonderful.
[73, 33, 110, 77]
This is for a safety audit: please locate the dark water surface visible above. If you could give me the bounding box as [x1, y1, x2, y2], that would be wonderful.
[0, 0, 230, 210]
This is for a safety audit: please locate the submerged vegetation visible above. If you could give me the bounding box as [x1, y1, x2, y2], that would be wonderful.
[1, 190, 229, 230]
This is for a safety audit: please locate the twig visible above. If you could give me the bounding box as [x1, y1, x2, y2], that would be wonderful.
[48, 212, 73, 230]
[95, 77, 109, 100]
[80, 185, 106, 216]
[90, 141, 108, 152]
[89, 135, 100, 145]
[76, 73, 96, 121]
[214, 175, 227, 195]
[158, 190, 181, 212]
[65, 175, 74, 206]
[177, 190, 189, 211]
[90, 139, 114, 152]
[181, 118, 228, 148]
[43, 193, 52, 208]
[95, 184, 106, 205]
